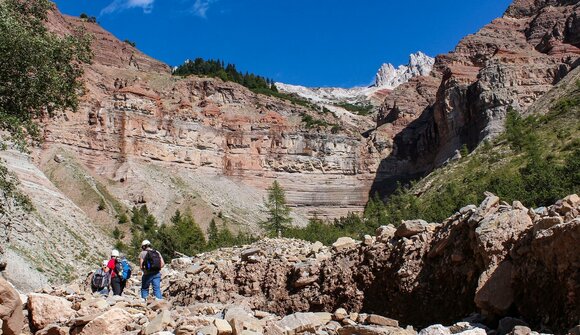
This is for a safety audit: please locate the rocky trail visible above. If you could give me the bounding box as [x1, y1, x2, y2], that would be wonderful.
[1, 193, 578, 335]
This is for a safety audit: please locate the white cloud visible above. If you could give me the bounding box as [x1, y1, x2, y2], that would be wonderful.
[101, 0, 155, 15]
[191, 0, 218, 18]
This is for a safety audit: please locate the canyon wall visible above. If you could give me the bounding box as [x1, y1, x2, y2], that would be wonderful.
[370, 0, 579, 195]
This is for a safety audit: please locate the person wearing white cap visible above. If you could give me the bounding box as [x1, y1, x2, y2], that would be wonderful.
[139, 240, 165, 300]
[91, 260, 110, 295]
[107, 249, 125, 296]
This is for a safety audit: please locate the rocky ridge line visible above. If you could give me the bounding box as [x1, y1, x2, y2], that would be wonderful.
[275, 52, 435, 105]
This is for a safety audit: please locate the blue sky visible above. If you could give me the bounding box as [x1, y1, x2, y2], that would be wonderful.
[52, 0, 513, 88]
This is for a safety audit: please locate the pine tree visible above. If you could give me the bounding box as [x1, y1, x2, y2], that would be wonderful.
[261, 180, 292, 237]
[207, 218, 219, 248]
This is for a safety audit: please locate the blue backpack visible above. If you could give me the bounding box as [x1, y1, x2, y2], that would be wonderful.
[116, 258, 132, 281]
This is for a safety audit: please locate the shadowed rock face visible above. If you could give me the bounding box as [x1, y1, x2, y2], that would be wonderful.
[371, 0, 579, 196]
[166, 194, 580, 333]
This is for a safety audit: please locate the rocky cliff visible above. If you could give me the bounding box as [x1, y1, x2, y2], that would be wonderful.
[39, 10, 383, 228]
[370, 0, 580, 195]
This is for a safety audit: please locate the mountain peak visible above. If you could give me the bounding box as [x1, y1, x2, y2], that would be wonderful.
[374, 51, 435, 88]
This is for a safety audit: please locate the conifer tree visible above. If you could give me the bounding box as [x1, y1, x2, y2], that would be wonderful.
[261, 180, 292, 237]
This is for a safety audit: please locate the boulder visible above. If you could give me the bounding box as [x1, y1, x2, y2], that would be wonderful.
[395, 220, 428, 238]
[533, 216, 563, 233]
[332, 237, 356, 251]
[175, 325, 197, 335]
[28, 293, 75, 330]
[0, 277, 24, 335]
[368, 315, 398, 327]
[36, 325, 70, 335]
[455, 330, 486, 335]
[79, 308, 133, 335]
[311, 242, 324, 253]
[241, 248, 261, 262]
[225, 307, 262, 335]
[376, 225, 397, 241]
[197, 325, 219, 335]
[266, 312, 323, 335]
[474, 261, 514, 315]
[479, 194, 500, 213]
[338, 325, 411, 335]
[363, 235, 374, 246]
[563, 194, 580, 207]
[508, 326, 532, 335]
[79, 298, 109, 311]
[214, 318, 233, 335]
[418, 325, 451, 335]
[144, 310, 173, 335]
[333, 308, 348, 321]
[313, 312, 332, 325]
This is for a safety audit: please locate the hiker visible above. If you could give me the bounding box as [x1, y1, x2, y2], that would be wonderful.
[91, 260, 111, 295]
[108, 249, 132, 296]
[139, 240, 165, 300]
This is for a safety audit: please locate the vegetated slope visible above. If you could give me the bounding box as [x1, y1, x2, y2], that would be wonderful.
[391, 66, 580, 224]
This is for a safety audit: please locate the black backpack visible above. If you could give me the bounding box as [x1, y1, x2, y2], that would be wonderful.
[91, 269, 109, 289]
[144, 249, 162, 272]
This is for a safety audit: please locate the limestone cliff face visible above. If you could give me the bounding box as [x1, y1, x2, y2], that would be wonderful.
[371, 0, 579, 195]
[40, 12, 382, 227]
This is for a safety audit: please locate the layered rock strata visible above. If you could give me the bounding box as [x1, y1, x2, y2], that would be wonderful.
[40, 10, 381, 225]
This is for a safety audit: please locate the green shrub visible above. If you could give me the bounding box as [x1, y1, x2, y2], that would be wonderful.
[97, 198, 106, 211]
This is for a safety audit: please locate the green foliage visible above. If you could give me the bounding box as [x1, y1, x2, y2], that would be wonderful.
[124, 39, 136, 47]
[335, 102, 374, 116]
[173, 58, 326, 111]
[0, 0, 92, 150]
[97, 198, 106, 211]
[301, 114, 329, 128]
[505, 107, 539, 152]
[112, 226, 124, 240]
[460, 144, 469, 157]
[126, 206, 257, 261]
[207, 218, 255, 249]
[261, 180, 292, 237]
[173, 58, 276, 93]
[79, 13, 96, 23]
[117, 212, 128, 224]
[128, 205, 158, 259]
[155, 210, 206, 260]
